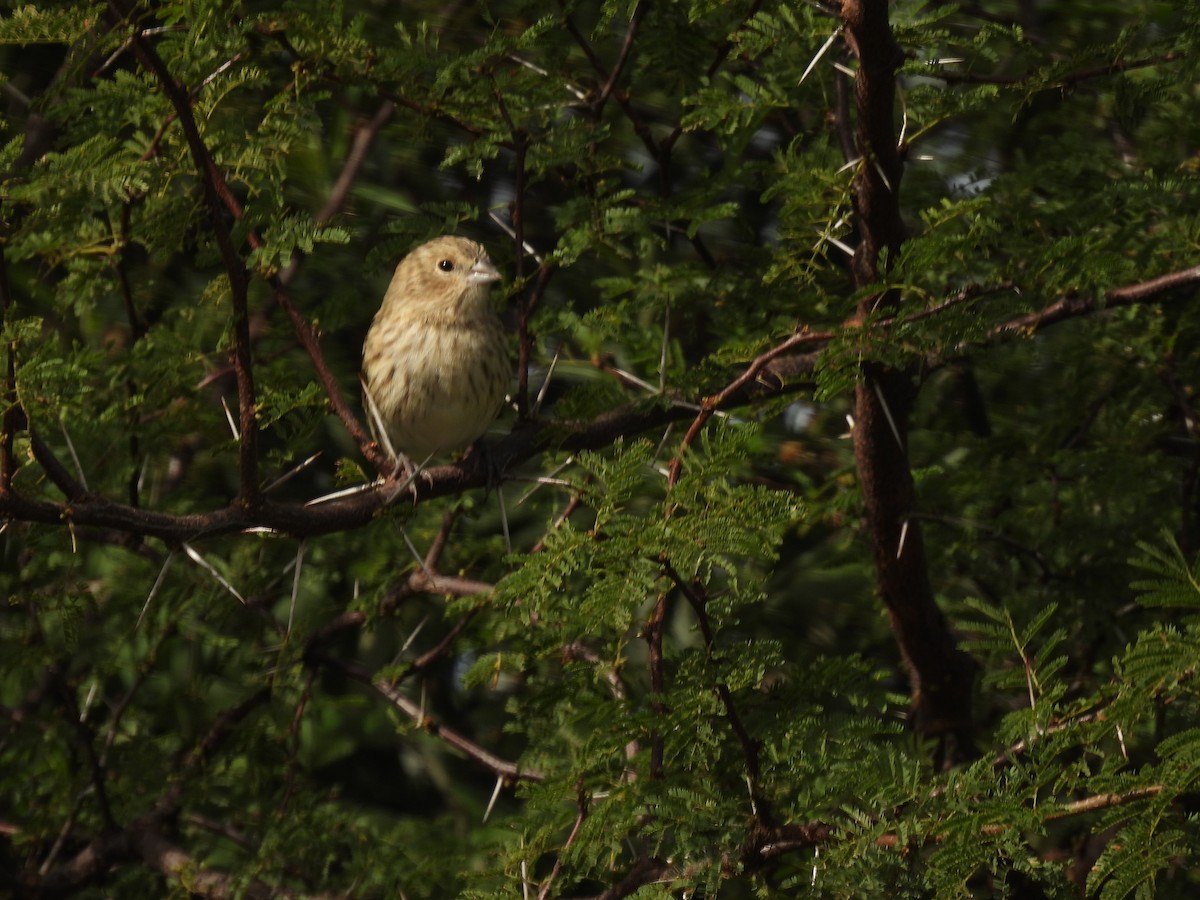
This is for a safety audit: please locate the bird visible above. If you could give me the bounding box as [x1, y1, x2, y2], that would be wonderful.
[362, 236, 511, 464]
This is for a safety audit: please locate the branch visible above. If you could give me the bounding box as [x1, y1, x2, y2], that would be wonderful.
[666, 328, 831, 486]
[5, 245, 1192, 547]
[306, 653, 541, 782]
[313, 101, 395, 229]
[0, 393, 699, 542]
[517, 262, 555, 420]
[751, 783, 1164, 860]
[664, 564, 762, 784]
[116, 3, 260, 502]
[127, 825, 336, 900]
[28, 422, 89, 502]
[988, 264, 1200, 339]
[278, 98, 397, 286]
[0, 236, 17, 490]
[372, 675, 541, 782]
[644, 587, 667, 780]
[538, 782, 589, 900]
[271, 281, 385, 470]
[840, 0, 979, 767]
[593, 0, 647, 110]
[932, 50, 1184, 88]
[577, 856, 669, 900]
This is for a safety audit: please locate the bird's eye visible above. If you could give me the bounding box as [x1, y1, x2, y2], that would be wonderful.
[437, 259, 455, 272]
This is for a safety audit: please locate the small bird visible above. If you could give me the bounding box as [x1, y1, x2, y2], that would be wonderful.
[362, 236, 511, 462]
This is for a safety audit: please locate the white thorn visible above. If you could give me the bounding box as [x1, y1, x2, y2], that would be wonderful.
[220, 396, 239, 441]
[137, 550, 176, 629]
[288, 541, 305, 636]
[483, 774, 504, 823]
[799, 26, 842, 86]
[183, 542, 246, 604]
[58, 415, 88, 491]
[871, 379, 905, 452]
[533, 351, 560, 417]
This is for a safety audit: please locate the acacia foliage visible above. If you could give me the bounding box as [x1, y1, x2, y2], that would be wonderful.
[2, 1, 1200, 897]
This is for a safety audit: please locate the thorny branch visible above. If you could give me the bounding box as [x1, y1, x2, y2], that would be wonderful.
[0, 238, 18, 491]
[1, 261, 1192, 543]
[114, 0, 261, 502]
[537, 782, 590, 900]
[666, 328, 832, 487]
[931, 50, 1183, 88]
[840, 0, 979, 767]
[305, 653, 542, 783]
[114, 12, 391, 474]
[664, 562, 768, 817]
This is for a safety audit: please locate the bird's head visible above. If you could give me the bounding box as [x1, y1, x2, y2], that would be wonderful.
[385, 235, 500, 317]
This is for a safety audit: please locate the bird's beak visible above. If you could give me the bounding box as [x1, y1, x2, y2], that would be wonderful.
[469, 258, 501, 284]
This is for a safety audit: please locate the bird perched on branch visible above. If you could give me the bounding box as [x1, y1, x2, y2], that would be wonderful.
[362, 236, 510, 463]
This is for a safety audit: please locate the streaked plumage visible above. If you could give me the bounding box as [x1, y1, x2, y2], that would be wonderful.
[362, 236, 510, 460]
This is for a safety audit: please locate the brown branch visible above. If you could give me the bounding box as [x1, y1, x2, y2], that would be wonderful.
[538, 782, 590, 900]
[644, 585, 668, 780]
[933, 50, 1183, 88]
[270, 281, 385, 471]
[593, 0, 647, 111]
[493, 87, 550, 419]
[664, 562, 768, 818]
[562, 641, 641, 766]
[752, 784, 1164, 860]
[0, 395, 696, 542]
[401, 608, 483, 677]
[558, 5, 608, 85]
[518, 264, 555, 419]
[840, 0, 978, 768]
[100, 622, 179, 764]
[989, 264, 1200, 339]
[281, 669, 316, 813]
[889, 280, 1016, 329]
[585, 856, 670, 900]
[314, 101, 395, 229]
[278, 99, 397, 286]
[303, 651, 539, 782]
[375, 87, 492, 140]
[833, 63, 856, 164]
[371, 672, 542, 782]
[168, 688, 271, 804]
[1047, 785, 1163, 821]
[28, 424, 89, 502]
[121, 24, 395, 494]
[127, 825, 323, 899]
[560, 6, 663, 169]
[659, 0, 765, 160]
[116, 202, 146, 507]
[49, 671, 116, 831]
[0, 235, 18, 491]
[32, 818, 333, 900]
[116, 2, 260, 502]
[666, 328, 831, 486]
[0, 254, 1188, 548]
[531, 491, 585, 553]
[404, 571, 494, 597]
[141, 92, 397, 472]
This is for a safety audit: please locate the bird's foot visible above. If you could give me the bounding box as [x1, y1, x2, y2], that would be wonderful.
[381, 454, 427, 505]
